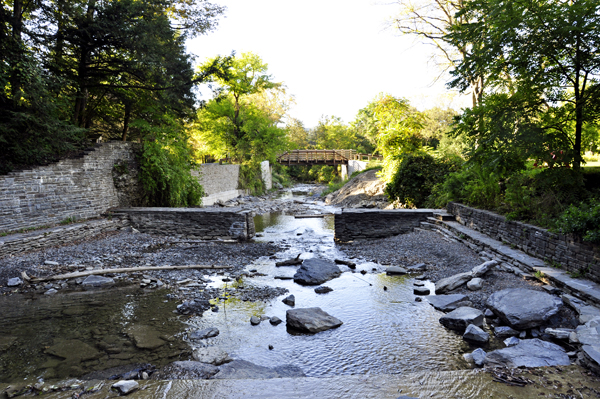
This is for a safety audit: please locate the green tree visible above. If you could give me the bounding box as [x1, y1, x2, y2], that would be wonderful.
[448, 0, 600, 168]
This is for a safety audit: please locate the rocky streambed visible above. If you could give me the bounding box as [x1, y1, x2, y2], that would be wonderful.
[1, 185, 600, 398]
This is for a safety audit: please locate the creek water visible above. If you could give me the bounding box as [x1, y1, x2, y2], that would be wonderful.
[1, 187, 599, 398]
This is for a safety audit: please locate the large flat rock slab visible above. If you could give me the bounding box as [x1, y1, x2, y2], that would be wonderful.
[487, 288, 562, 330]
[153, 361, 220, 379]
[286, 307, 343, 333]
[293, 259, 341, 286]
[213, 360, 305, 379]
[484, 339, 570, 368]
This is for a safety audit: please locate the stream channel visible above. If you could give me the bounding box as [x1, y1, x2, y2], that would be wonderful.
[1, 187, 600, 398]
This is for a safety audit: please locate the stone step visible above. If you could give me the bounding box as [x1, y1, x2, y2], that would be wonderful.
[433, 212, 455, 221]
[431, 217, 600, 308]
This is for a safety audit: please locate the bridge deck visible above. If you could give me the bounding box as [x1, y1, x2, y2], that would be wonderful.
[277, 150, 381, 166]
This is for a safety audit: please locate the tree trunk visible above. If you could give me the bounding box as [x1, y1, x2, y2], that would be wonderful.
[122, 102, 132, 141]
[10, 0, 23, 106]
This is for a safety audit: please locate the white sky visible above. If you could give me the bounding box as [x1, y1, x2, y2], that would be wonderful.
[187, 0, 470, 128]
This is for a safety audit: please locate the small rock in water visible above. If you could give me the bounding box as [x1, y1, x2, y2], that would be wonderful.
[414, 281, 425, 287]
[193, 347, 232, 365]
[314, 286, 333, 294]
[268, 345, 274, 350]
[504, 337, 520, 347]
[270, 316, 282, 326]
[282, 295, 295, 306]
[112, 380, 139, 395]
[439, 307, 484, 332]
[383, 286, 388, 291]
[360, 270, 367, 275]
[463, 324, 489, 344]
[189, 327, 220, 340]
[250, 316, 261, 326]
[414, 287, 430, 295]
[472, 348, 487, 367]
[415, 297, 423, 302]
[7, 277, 22, 287]
[286, 307, 343, 333]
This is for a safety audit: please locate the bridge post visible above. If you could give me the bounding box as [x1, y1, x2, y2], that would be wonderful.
[341, 164, 348, 180]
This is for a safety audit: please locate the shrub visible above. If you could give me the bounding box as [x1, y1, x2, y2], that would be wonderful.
[555, 199, 600, 243]
[504, 167, 587, 226]
[385, 154, 461, 208]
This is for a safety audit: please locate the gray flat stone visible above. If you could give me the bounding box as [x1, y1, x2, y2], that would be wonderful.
[213, 360, 283, 379]
[467, 278, 483, 291]
[439, 307, 483, 332]
[575, 317, 600, 346]
[407, 263, 427, 272]
[126, 325, 165, 350]
[112, 380, 139, 395]
[250, 316, 261, 325]
[493, 326, 520, 338]
[579, 345, 600, 374]
[81, 275, 115, 287]
[282, 295, 295, 306]
[484, 339, 570, 368]
[293, 259, 341, 285]
[463, 324, 489, 343]
[472, 260, 498, 277]
[154, 361, 220, 379]
[426, 294, 469, 312]
[487, 288, 562, 329]
[192, 347, 232, 365]
[435, 272, 473, 294]
[286, 307, 343, 333]
[7, 277, 22, 287]
[414, 287, 430, 295]
[386, 266, 408, 275]
[545, 328, 573, 340]
[504, 337, 520, 347]
[270, 316, 283, 326]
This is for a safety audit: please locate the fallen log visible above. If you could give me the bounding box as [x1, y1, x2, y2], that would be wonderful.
[29, 265, 230, 283]
[334, 259, 357, 269]
[275, 254, 303, 267]
[294, 214, 325, 219]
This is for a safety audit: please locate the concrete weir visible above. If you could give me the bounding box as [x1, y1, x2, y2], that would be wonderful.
[334, 208, 435, 242]
[112, 207, 256, 240]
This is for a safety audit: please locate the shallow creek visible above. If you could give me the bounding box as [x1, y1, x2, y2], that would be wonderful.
[1, 188, 600, 398]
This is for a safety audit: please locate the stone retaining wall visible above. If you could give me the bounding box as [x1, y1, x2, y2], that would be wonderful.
[334, 209, 435, 242]
[447, 202, 600, 282]
[192, 164, 241, 196]
[113, 207, 256, 240]
[0, 142, 139, 233]
[0, 216, 130, 258]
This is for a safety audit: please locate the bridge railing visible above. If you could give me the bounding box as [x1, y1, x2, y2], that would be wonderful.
[276, 150, 382, 165]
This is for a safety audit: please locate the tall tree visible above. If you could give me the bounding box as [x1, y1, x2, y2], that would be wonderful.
[448, 0, 600, 168]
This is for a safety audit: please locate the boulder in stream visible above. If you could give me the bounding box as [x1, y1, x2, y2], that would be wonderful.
[426, 294, 469, 312]
[293, 259, 341, 285]
[214, 360, 305, 379]
[189, 327, 219, 340]
[487, 288, 562, 329]
[484, 339, 570, 368]
[439, 307, 484, 332]
[192, 347, 232, 365]
[286, 307, 343, 333]
[112, 380, 139, 395]
[282, 295, 295, 306]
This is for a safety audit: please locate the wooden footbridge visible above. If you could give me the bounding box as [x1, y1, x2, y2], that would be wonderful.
[276, 150, 382, 166]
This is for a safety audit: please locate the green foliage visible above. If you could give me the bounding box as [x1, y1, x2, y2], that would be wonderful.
[59, 216, 77, 225]
[238, 162, 265, 196]
[448, 0, 600, 168]
[503, 168, 587, 226]
[321, 179, 346, 197]
[308, 165, 339, 184]
[137, 115, 203, 207]
[555, 199, 600, 244]
[385, 154, 461, 208]
[434, 163, 503, 210]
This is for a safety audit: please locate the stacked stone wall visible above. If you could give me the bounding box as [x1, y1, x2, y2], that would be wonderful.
[334, 209, 434, 242]
[447, 202, 600, 282]
[114, 207, 255, 240]
[0, 142, 139, 233]
[192, 164, 240, 196]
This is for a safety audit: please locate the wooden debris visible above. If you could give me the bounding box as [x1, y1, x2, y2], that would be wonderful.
[334, 259, 357, 269]
[29, 265, 230, 283]
[294, 214, 325, 219]
[275, 254, 303, 267]
[491, 369, 534, 387]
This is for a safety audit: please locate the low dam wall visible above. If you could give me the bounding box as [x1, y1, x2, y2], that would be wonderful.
[334, 208, 435, 242]
[447, 202, 600, 282]
[113, 207, 256, 240]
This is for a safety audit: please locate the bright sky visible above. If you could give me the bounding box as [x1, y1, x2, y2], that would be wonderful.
[187, 0, 470, 128]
